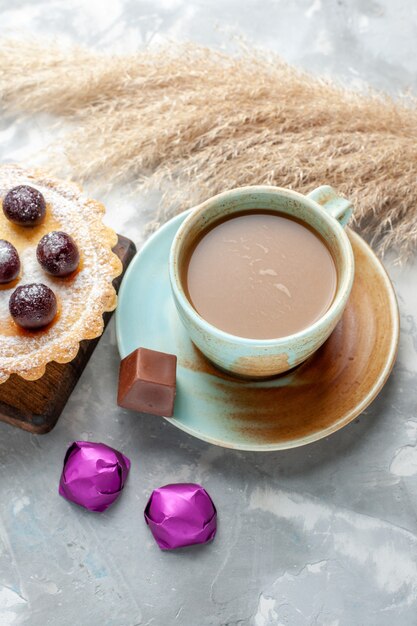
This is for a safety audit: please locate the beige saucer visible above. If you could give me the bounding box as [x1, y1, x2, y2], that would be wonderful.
[182, 229, 400, 448]
[117, 212, 399, 451]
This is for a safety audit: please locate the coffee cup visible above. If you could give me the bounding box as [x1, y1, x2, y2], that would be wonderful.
[169, 185, 354, 379]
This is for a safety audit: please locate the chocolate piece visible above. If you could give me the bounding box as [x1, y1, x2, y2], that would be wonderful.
[59, 441, 131, 512]
[144, 483, 217, 550]
[118, 347, 177, 417]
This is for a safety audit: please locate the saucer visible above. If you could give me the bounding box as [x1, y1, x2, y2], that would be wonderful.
[116, 211, 399, 451]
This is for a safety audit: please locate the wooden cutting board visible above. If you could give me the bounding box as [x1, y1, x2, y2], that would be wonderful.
[0, 235, 136, 434]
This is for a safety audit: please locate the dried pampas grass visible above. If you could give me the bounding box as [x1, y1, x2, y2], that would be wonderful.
[1, 39, 417, 259]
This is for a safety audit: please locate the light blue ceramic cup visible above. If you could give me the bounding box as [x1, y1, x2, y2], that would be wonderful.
[169, 185, 354, 379]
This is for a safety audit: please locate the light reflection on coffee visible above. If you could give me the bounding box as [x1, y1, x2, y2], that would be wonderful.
[184, 211, 337, 339]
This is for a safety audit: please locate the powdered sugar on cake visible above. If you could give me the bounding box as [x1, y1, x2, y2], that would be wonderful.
[0, 165, 122, 383]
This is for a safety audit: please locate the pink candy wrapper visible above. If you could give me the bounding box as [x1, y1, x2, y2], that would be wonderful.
[144, 483, 217, 550]
[59, 441, 131, 512]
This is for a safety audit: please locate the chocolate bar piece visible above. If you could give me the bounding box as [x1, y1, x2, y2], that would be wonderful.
[117, 347, 177, 417]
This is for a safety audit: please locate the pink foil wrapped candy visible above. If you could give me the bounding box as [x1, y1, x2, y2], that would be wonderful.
[144, 483, 217, 550]
[59, 441, 131, 512]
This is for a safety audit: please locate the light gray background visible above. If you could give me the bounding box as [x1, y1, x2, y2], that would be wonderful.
[1, 1, 417, 625]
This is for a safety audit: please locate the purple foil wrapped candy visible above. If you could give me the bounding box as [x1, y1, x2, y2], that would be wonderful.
[59, 441, 131, 512]
[144, 483, 217, 550]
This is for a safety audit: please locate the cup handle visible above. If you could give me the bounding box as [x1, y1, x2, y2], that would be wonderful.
[307, 185, 353, 227]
